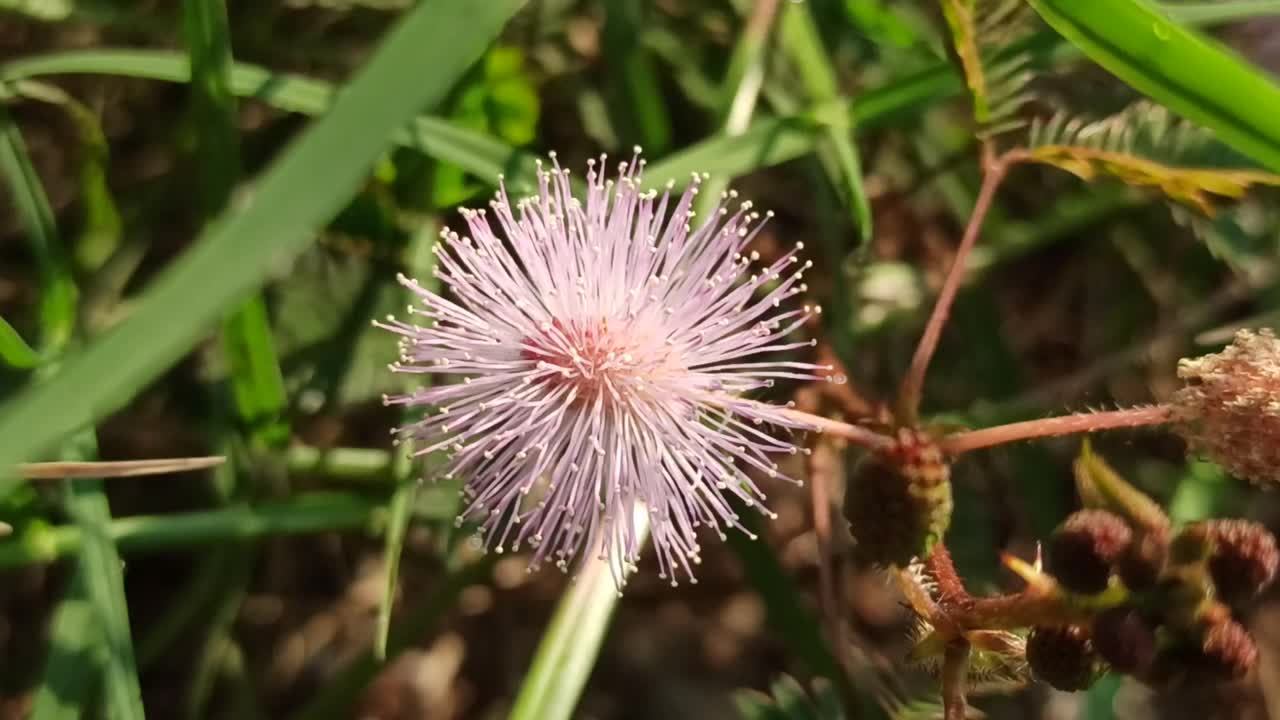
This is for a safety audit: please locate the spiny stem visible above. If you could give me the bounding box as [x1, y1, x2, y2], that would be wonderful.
[938, 404, 1176, 455]
[778, 407, 896, 451]
[898, 151, 1011, 424]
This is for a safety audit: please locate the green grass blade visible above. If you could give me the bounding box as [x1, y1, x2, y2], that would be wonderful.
[61, 434, 145, 720]
[778, 1, 873, 246]
[508, 509, 649, 720]
[0, 106, 77, 351]
[603, 0, 672, 154]
[0, 0, 523, 496]
[0, 314, 39, 368]
[1028, 0, 1280, 172]
[30, 569, 101, 720]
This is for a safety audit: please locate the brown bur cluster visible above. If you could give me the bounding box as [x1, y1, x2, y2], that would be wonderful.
[884, 445, 1279, 720]
[1025, 450, 1277, 692]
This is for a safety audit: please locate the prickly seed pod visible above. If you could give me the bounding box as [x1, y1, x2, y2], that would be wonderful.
[1026, 625, 1107, 692]
[1189, 519, 1279, 605]
[1047, 510, 1132, 595]
[1117, 531, 1168, 592]
[1091, 607, 1158, 677]
[1193, 617, 1258, 680]
[1173, 328, 1280, 486]
[843, 428, 952, 567]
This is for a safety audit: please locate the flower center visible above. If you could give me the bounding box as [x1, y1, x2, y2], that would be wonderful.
[521, 319, 655, 403]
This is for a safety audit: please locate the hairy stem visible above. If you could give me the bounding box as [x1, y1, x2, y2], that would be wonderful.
[778, 407, 895, 451]
[938, 404, 1176, 455]
[898, 151, 1011, 424]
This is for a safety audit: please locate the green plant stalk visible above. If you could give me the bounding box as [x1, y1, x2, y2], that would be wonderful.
[508, 506, 650, 720]
[0, 492, 386, 568]
[779, 0, 874, 246]
[1028, 0, 1280, 173]
[0, 0, 524, 498]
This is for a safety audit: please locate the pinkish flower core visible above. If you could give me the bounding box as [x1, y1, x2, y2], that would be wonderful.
[376, 150, 833, 587]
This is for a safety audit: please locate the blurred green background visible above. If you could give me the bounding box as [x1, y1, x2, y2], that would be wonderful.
[2, 1, 1280, 718]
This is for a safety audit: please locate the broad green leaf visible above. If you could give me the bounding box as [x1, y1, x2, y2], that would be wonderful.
[0, 0, 525, 496]
[1028, 0, 1280, 173]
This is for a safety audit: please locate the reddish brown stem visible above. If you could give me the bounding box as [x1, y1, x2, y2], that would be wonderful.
[937, 404, 1176, 455]
[941, 640, 972, 720]
[778, 407, 896, 451]
[898, 152, 1011, 424]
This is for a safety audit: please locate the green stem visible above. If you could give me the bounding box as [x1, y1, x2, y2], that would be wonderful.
[0, 492, 384, 568]
[508, 506, 650, 720]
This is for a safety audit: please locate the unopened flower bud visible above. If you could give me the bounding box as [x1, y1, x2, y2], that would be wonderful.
[1173, 328, 1280, 486]
[1026, 625, 1107, 692]
[1092, 607, 1158, 676]
[844, 428, 951, 567]
[1048, 510, 1132, 594]
[1188, 519, 1279, 605]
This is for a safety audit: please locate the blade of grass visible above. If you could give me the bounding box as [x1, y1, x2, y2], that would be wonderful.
[508, 506, 649, 720]
[184, 0, 288, 449]
[0, 106, 76, 351]
[30, 570, 102, 720]
[61, 435, 145, 720]
[602, 0, 672, 154]
[1028, 0, 1280, 172]
[0, 0, 524, 498]
[0, 314, 39, 368]
[778, 0, 874, 246]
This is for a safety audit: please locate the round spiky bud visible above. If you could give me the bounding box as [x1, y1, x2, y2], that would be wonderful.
[1026, 625, 1107, 692]
[1193, 617, 1258, 681]
[1117, 531, 1168, 592]
[1189, 519, 1279, 605]
[844, 428, 951, 567]
[1173, 328, 1280, 486]
[1047, 510, 1132, 594]
[1091, 607, 1158, 677]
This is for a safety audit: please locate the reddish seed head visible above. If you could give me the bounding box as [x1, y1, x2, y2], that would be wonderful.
[1091, 607, 1158, 677]
[1174, 328, 1280, 486]
[1194, 617, 1258, 681]
[376, 152, 827, 586]
[1026, 625, 1106, 692]
[1193, 519, 1279, 605]
[1047, 510, 1133, 595]
[843, 428, 952, 567]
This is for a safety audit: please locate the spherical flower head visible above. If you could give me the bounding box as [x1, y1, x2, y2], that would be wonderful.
[375, 151, 828, 586]
[1174, 328, 1280, 486]
[1184, 519, 1279, 606]
[1026, 624, 1107, 692]
[1047, 509, 1132, 595]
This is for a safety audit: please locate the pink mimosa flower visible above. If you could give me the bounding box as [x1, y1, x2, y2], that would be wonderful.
[376, 150, 828, 585]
